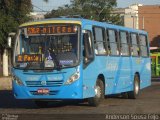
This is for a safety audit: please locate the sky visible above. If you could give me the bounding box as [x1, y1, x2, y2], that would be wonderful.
[118, 0, 160, 8]
[32, 0, 160, 12]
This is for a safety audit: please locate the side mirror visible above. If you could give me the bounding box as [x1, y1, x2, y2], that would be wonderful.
[8, 32, 16, 48]
[7, 36, 12, 48]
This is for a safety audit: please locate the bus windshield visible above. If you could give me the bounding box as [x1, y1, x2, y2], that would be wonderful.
[13, 24, 80, 70]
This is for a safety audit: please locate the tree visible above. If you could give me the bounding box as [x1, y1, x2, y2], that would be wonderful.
[45, 4, 75, 18]
[45, 0, 123, 25]
[0, 0, 32, 48]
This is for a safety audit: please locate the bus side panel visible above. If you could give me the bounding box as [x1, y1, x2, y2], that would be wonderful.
[105, 57, 133, 95]
[83, 56, 121, 98]
[104, 57, 120, 95]
[83, 56, 151, 99]
[139, 58, 151, 89]
[82, 61, 98, 98]
[83, 56, 133, 97]
[132, 57, 151, 89]
[113, 57, 132, 94]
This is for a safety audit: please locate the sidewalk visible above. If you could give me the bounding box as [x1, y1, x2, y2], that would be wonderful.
[0, 77, 12, 90]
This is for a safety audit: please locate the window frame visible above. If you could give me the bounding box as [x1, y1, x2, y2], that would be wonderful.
[119, 30, 130, 57]
[130, 32, 140, 57]
[106, 28, 120, 56]
[139, 34, 149, 57]
[93, 26, 107, 56]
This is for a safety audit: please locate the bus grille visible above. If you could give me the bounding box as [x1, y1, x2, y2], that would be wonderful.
[30, 90, 59, 95]
[25, 81, 63, 87]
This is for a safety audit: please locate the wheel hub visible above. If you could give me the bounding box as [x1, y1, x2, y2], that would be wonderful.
[135, 80, 139, 95]
[95, 86, 101, 98]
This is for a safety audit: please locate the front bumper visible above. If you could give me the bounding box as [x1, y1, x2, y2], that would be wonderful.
[12, 81, 83, 100]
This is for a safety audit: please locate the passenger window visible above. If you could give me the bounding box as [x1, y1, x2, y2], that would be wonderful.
[139, 35, 148, 57]
[107, 29, 119, 55]
[130, 33, 140, 56]
[93, 27, 107, 55]
[120, 31, 129, 56]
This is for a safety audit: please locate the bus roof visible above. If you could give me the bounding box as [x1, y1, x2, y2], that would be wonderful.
[20, 18, 147, 34]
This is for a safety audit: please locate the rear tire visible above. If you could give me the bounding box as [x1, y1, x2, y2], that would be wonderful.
[88, 79, 104, 106]
[127, 74, 140, 99]
[34, 100, 49, 108]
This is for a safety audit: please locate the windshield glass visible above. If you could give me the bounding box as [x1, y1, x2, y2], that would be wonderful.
[13, 24, 80, 70]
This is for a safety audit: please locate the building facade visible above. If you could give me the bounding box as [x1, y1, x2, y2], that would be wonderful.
[30, 12, 45, 20]
[124, 4, 143, 29]
[138, 5, 160, 47]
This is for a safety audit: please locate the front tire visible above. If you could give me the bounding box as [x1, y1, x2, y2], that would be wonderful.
[88, 79, 104, 106]
[127, 74, 140, 99]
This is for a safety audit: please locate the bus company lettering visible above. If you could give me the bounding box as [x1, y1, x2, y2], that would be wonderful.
[106, 63, 118, 71]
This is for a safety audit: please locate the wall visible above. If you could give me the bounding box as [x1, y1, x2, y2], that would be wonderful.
[139, 5, 160, 47]
[124, 4, 143, 29]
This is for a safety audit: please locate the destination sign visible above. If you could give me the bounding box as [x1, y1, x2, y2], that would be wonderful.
[27, 25, 77, 35]
[17, 54, 42, 62]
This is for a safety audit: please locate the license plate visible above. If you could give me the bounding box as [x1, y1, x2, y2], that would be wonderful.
[37, 89, 49, 94]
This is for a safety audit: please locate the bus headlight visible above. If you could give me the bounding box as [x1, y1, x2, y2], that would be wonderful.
[65, 72, 80, 85]
[12, 75, 23, 86]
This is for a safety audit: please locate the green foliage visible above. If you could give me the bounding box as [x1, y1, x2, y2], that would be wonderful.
[0, 0, 32, 48]
[45, 0, 123, 25]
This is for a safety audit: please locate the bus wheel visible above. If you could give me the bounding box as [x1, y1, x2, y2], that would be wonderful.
[128, 74, 140, 99]
[88, 79, 104, 106]
[34, 100, 48, 108]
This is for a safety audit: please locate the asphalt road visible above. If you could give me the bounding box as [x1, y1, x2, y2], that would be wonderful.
[0, 79, 160, 120]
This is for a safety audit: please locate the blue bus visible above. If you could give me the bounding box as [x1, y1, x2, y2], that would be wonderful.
[12, 18, 151, 107]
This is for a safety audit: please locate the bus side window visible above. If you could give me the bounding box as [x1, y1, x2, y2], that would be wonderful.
[93, 27, 107, 55]
[139, 34, 149, 57]
[83, 30, 94, 65]
[130, 33, 140, 57]
[107, 29, 119, 56]
[119, 31, 130, 56]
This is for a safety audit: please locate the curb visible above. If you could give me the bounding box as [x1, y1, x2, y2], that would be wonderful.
[0, 77, 12, 90]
